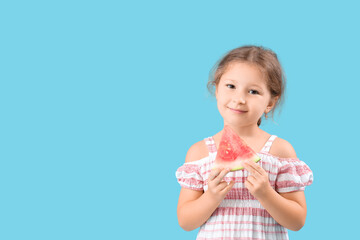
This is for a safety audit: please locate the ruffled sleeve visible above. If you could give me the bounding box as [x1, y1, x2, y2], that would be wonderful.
[175, 163, 204, 191]
[275, 158, 313, 193]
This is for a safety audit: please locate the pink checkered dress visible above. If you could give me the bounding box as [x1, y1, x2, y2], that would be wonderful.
[176, 135, 313, 240]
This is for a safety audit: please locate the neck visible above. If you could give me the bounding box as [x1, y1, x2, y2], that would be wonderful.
[222, 122, 261, 138]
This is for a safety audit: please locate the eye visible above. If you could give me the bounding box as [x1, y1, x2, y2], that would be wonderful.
[249, 89, 259, 95]
[226, 84, 235, 89]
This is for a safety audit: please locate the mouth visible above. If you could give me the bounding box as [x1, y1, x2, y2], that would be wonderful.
[228, 107, 247, 113]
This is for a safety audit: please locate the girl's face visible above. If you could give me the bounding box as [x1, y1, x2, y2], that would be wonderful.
[215, 62, 275, 128]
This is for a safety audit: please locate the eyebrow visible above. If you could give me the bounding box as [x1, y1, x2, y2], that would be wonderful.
[224, 78, 264, 89]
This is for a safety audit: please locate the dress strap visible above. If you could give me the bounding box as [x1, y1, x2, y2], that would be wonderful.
[204, 137, 217, 153]
[260, 135, 277, 153]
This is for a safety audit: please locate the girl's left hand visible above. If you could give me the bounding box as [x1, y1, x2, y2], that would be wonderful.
[243, 159, 272, 200]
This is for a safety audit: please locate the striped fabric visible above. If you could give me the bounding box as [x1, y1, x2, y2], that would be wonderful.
[175, 135, 313, 240]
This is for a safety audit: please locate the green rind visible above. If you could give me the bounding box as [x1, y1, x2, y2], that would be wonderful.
[230, 156, 261, 172]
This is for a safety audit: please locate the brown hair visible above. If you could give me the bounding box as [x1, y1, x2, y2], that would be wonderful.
[207, 45, 286, 126]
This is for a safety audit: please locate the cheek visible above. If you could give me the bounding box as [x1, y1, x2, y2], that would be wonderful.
[216, 100, 223, 110]
[216, 95, 228, 108]
[216, 99, 226, 114]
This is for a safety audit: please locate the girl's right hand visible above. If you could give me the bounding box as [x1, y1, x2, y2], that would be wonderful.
[207, 168, 235, 202]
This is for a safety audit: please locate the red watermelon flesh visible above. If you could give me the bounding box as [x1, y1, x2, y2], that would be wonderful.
[214, 125, 261, 171]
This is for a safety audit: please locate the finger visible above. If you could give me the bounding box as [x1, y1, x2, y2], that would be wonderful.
[246, 175, 256, 185]
[244, 179, 253, 190]
[244, 166, 261, 179]
[216, 181, 229, 191]
[243, 160, 263, 175]
[209, 168, 222, 181]
[214, 168, 231, 184]
[220, 181, 235, 194]
[242, 161, 255, 175]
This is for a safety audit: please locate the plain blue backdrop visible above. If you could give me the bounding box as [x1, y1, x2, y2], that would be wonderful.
[1, 0, 359, 239]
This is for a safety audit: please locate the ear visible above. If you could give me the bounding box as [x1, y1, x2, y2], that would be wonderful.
[265, 96, 279, 113]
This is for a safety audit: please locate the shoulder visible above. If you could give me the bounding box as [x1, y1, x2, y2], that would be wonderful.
[185, 139, 209, 163]
[270, 137, 298, 159]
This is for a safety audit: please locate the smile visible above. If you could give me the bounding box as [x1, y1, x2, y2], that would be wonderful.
[228, 107, 247, 113]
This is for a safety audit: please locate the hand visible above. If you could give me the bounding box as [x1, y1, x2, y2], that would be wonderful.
[207, 168, 235, 202]
[243, 159, 272, 200]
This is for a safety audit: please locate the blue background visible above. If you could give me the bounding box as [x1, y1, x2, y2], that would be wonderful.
[1, 1, 359, 239]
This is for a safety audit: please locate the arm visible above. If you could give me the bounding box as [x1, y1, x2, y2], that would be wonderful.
[177, 168, 235, 231]
[242, 138, 308, 231]
[177, 189, 213, 231]
[177, 142, 235, 231]
[243, 159, 307, 231]
[257, 187, 306, 231]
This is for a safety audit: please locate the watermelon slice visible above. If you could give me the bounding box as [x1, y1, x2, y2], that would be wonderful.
[214, 125, 261, 171]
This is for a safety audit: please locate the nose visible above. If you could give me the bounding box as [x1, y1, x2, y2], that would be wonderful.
[232, 95, 246, 104]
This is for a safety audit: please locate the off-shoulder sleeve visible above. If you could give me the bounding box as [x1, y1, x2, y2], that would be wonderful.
[175, 163, 204, 191]
[275, 158, 313, 193]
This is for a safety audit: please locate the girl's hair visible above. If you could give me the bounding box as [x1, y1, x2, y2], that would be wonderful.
[207, 45, 286, 126]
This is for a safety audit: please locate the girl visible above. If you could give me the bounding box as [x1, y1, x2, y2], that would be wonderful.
[175, 45, 313, 239]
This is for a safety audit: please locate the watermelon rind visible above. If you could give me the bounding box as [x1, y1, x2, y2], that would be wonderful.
[229, 156, 261, 171]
